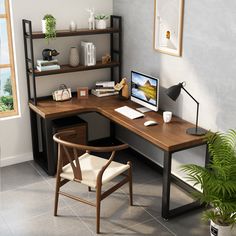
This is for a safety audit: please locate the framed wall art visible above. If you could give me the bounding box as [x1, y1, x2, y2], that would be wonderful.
[154, 0, 184, 56]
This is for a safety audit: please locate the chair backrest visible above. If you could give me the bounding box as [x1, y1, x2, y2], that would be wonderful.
[53, 131, 129, 181]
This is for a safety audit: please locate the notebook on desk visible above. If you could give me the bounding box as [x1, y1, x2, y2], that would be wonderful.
[115, 106, 144, 119]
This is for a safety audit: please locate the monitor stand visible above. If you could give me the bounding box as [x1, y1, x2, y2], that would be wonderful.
[136, 107, 152, 113]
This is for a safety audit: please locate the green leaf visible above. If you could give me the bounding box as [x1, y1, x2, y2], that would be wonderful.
[181, 129, 236, 225]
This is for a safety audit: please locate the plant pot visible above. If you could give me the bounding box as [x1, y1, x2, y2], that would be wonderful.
[210, 220, 232, 236]
[69, 47, 79, 67]
[42, 20, 46, 33]
[95, 20, 107, 29]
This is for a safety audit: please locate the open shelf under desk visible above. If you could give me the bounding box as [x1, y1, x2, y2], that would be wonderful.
[30, 61, 120, 77]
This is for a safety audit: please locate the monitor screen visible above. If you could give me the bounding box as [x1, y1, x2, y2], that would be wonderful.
[131, 71, 159, 111]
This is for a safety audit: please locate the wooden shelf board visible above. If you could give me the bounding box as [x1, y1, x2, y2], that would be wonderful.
[33, 61, 120, 76]
[27, 28, 120, 39]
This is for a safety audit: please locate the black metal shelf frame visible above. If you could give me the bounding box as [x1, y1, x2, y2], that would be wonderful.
[22, 15, 122, 105]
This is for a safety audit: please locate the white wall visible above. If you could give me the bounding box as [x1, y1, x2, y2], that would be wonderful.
[113, 0, 236, 182]
[2, 0, 236, 179]
[0, 0, 113, 166]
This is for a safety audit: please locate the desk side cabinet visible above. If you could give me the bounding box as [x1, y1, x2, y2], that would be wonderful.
[38, 116, 87, 175]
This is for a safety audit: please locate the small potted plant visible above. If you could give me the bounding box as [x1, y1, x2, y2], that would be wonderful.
[182, 130, 236, 236]
[95, 14, 109, 29]
[42, 14, 56, 42]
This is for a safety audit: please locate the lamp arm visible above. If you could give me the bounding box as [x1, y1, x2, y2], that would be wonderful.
[182, 86, 199, 131]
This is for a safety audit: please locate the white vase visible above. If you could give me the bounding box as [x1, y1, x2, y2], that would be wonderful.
[95, 20, 107, 29]
[42, 20, 46, 33]
[69, 47, 79, 67]
[69, 21, 77, 32]
[210, 220, 232, 236]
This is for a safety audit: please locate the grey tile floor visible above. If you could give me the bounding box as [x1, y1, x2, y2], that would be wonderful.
[0, 150, 235, 235]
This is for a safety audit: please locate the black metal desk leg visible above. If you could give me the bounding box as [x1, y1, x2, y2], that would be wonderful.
[43, 119, 55, 176]
[29, 109, 39, 160]
[162, 151, 172, 219]
[110, 121, 116, 142]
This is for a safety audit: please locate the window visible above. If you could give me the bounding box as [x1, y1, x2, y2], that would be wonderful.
[0, 0, 18, 117]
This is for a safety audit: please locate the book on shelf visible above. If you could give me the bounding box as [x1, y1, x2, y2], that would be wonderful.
[94, 87, 115, 92]
[95, 81, 115, 88]
[36, 64, 61, 72]
[91, 89, 118, 97]
[81, 41, 96, 66]
[37, 59, 59, 67]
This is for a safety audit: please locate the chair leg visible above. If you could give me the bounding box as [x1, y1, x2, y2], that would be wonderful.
[54, 176, 61, 216]
[128, 161, 133, 206]
[88, 186, 91, 192]
[96, 184, 102, 234]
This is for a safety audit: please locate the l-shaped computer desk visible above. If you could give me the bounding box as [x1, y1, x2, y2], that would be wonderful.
[29, 95, 208, 220]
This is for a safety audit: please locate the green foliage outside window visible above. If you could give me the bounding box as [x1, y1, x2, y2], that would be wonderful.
[0, 78, 14, 112]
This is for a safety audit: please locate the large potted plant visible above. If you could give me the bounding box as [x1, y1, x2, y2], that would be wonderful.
[42, 14, 56, 42]
[182, 130, 236, 236]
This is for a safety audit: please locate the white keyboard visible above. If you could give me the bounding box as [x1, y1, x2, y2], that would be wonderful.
[115, 106, 144, 119]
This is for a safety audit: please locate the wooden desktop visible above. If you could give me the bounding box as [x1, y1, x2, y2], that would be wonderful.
[29, 94, 208, 219]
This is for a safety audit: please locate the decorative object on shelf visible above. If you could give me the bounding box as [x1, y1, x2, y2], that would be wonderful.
[42, 48, 59, 61]
[95, 14, 109, 29]
[69, 47, 80, 67]
[69, 20, 77, 32]
[80, 41, 96, 66]
[154, 0, 184, 56]
[52, 84, 72, 102]
[114, 78, 129, 99]
[42, 14, 56, 43]
[77, 87, 88, 99]
[166, 81, 206, 136]
[102, 53, 111, 64]
[114, 78, 126, 91]
[182, 129, 236, 236]
[121, 78, 129, 99]
[87, 8, 95, 30]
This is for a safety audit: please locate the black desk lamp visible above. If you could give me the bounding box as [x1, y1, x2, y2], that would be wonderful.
[166, 82, 206, 136]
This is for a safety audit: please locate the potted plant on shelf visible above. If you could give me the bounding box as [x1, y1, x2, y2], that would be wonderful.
[42, 14, 56, 42]
[181, 129, 236, 236]
[95, 14, 109, 29]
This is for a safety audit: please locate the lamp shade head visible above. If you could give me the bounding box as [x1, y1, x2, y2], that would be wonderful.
[166, 82, 183, 101]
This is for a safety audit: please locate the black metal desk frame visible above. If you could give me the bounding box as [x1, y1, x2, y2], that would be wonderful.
[30, 106, 208, 220]
[162, 144, 209, 219]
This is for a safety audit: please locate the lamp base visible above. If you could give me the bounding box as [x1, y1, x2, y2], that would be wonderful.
[186, 127, 207, 136]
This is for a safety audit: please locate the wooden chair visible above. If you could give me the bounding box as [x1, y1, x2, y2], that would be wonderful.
[53, 131, 133, 234]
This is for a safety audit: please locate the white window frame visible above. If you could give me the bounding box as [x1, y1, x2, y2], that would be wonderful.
[0, 0, 18, 118]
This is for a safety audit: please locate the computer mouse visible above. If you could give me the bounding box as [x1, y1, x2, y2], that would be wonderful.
[144, 120, 158, 127]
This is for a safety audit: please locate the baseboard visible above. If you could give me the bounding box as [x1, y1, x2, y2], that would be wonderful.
[0, 152, 33, 167]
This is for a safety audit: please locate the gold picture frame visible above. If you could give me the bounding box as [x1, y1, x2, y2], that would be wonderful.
[154, 0, 184, 57]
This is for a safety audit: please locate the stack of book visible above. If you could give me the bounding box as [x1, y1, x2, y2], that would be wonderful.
[91, 81, 119, 97]
[81, 41, 96, 66]
[36, 59, 60, 72]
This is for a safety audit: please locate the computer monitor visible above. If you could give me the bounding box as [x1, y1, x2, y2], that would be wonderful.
[131, 71, 159, 112]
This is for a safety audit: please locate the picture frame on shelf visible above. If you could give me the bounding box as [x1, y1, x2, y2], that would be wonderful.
[154, 0, 184, 57]
[77, 87, 89, 99]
